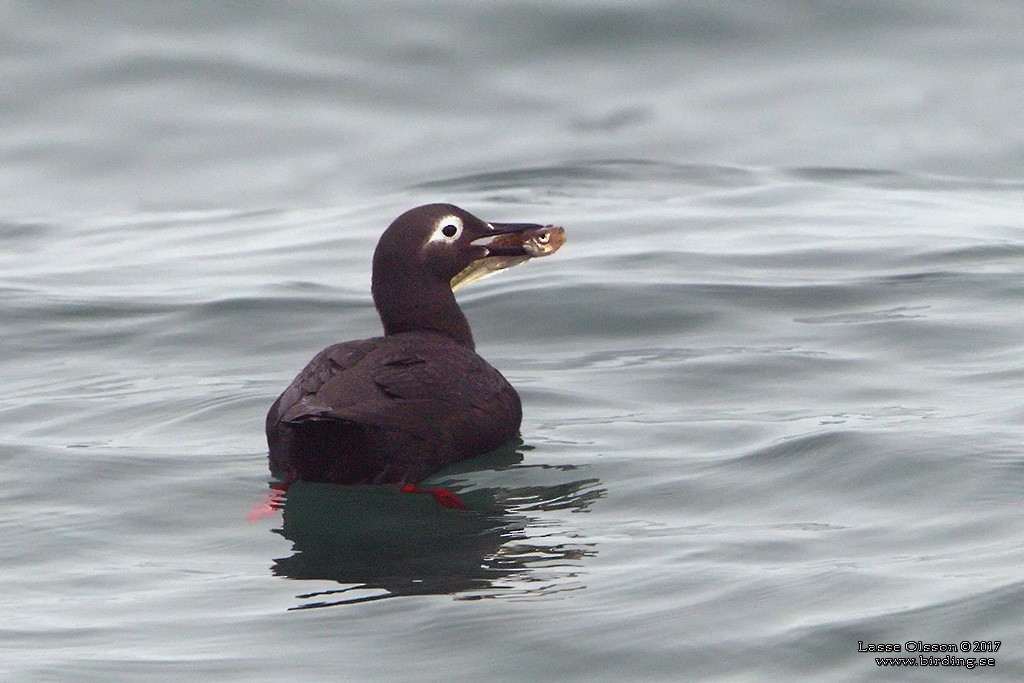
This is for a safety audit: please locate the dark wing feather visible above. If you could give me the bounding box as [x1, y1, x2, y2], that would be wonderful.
[265, 338, 379, 473]
[266, 332, 521, 483]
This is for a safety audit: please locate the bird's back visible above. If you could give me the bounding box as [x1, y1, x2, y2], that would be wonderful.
[266, 331, 522, 484]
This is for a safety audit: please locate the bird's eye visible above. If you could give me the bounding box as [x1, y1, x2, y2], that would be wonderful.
[429, 215, 464, 243]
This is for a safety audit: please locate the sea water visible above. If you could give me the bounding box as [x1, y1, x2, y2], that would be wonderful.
[2, 3, 1022, 681]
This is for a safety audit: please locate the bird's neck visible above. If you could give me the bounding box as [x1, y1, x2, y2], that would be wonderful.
[371, 264, 475, 349]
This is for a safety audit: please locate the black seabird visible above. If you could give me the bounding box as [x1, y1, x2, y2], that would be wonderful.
[265, 203, 559, 490]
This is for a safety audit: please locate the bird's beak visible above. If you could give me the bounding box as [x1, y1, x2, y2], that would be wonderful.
[474, 222, 547, 257]
[453, 223, 565, 291]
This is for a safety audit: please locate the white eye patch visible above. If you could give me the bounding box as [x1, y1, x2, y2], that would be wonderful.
[428, 215, 464, 243]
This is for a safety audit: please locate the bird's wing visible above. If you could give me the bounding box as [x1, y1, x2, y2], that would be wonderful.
[268, 338, 380, 426]
[274, 337, 477, 436]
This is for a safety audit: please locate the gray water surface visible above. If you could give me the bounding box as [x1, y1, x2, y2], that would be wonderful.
[2, 3, 1023, 681]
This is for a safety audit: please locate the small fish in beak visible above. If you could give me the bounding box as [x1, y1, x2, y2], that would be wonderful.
[452, 225, 566, 291]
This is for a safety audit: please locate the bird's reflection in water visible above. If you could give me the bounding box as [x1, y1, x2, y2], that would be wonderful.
[270, 442, 602, 609]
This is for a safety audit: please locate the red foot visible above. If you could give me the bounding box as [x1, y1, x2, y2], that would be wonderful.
[246, 473, 295, 522]
[246, 489, 284, 522]
[400, 484, 467, 510]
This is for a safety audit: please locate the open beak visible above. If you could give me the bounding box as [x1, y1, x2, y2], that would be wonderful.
[453, 222, 565, 292]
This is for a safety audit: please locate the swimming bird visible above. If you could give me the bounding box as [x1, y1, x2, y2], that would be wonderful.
[265, 203, 561, 490]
